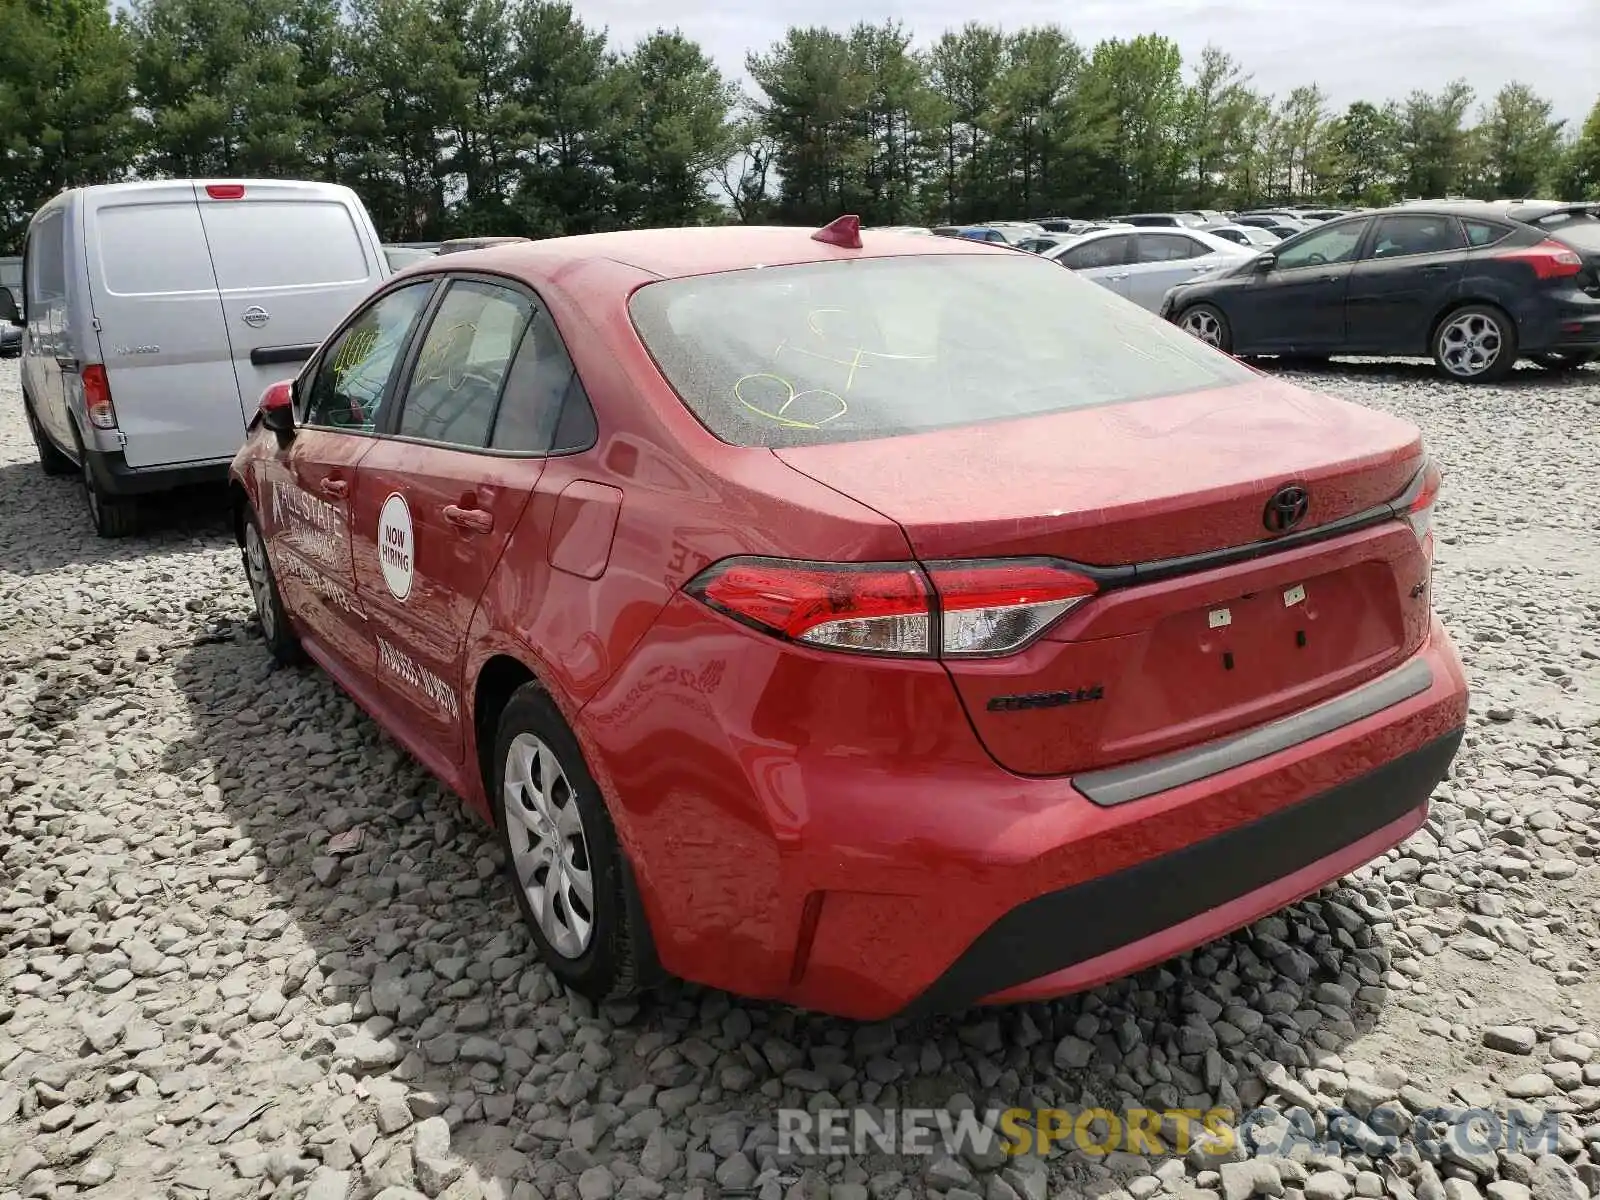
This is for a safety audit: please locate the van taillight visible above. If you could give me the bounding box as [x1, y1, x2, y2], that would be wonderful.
[205, 184, 245, 200]
[82, 365, 118, 429]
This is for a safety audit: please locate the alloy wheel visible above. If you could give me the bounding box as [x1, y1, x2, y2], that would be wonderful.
[1181, 308, 1223, 346]
[503, 732, 595, 958]
[1438, 312, 1503, 379]
[243, 522, 278, 642]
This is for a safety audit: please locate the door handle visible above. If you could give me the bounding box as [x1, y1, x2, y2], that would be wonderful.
[319, 478, 348, 499]
[1319, 275, 1340, 283]
[1421, 264, 1451, 274]
[443, 504, 493, 534]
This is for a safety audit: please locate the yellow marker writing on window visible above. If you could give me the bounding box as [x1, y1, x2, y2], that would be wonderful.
[733, 374, 847, 429]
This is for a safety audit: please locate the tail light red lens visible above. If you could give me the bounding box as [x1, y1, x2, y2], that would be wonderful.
[686, 557, 1098, 658]
[1495, 239, 1583, 281]
[689, 559, 931, 655]
[205, 184, 246, 200]
[81, 364, 118, 429]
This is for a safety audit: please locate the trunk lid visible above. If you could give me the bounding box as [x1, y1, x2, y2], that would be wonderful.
[775, 377, 1433, 778]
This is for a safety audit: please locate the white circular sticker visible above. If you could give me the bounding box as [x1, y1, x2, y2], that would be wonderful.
[378, 492, 414, 601]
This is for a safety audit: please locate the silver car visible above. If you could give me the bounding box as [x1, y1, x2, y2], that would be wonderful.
[19, 179, 390, 536]
[1043, 227, 1253, 311]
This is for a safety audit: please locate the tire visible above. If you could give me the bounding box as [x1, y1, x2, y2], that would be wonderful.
[1178, 303, 1232, 353]
[1531, 351, 1596, 372]
[1432, 304, 1518, 383]
[25, 401, 74, 476]
[78, 441, 138, 537]
[241, 510, 304, 665]
[492, 684, 642, 1002]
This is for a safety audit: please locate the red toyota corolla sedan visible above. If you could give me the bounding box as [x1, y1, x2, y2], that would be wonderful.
[228, 218, 1468, 1020]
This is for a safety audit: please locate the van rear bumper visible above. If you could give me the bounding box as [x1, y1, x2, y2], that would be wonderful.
[84, 446, 233, 496]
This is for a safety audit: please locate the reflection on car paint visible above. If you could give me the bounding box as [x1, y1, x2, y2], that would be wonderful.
[271, 479, 347, 569]
[278, 552, 364, 616]
[378, 636, 460, 719]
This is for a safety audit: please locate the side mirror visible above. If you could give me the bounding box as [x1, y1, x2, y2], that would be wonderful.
[1254, 253, 1276, 273]
[0, 287, 19, 326]
[259, 379, 296, 441]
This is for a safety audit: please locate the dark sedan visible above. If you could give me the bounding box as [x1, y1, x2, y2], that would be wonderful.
[1160, 201, 1600, 381]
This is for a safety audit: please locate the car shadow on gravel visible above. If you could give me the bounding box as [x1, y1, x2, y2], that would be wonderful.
[158, 612, 1399, 1196]
[0, 463, 233, 575]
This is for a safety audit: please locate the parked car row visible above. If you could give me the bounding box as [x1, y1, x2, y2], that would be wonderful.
[937, 198, 1600, 382]
[1160, 199, 1600, 381]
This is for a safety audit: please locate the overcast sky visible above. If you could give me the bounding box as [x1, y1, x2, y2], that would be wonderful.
[578, 0, 1598, 125]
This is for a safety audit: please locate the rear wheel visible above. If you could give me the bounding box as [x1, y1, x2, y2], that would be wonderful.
[1178, 304, 1232, 353]
[77, 439, 138, 538]
[25, 401, 74, 476]
[1531, 350, 1595, 372]
[1432, 304, 1517, 383]
[242, 511, 304, 665]
[492, 684, 642, 1002]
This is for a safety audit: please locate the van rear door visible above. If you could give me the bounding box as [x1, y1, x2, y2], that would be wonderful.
[81, 182, 245, 468]
[195, 182, 388, 422]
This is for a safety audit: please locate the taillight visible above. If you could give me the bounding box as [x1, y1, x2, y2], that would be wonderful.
[685, 557, 1098, 658]
[1496, 239, 1583, 281]
[81, 364, 118, 429]
[1396, 459, 1441, 601]
[689, 559, 931, 655]
[926, 560, 1098, 657]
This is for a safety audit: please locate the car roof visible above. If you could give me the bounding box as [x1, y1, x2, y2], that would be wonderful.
[1384, 198, 1597, 223]
[435, 224, 1005, 281]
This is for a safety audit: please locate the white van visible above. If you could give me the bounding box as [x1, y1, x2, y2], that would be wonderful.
[18, 180, 389, 536]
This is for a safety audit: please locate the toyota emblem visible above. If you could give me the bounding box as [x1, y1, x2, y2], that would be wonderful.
[1263, 484, 1310, 533]
[242, 305, 270, 328]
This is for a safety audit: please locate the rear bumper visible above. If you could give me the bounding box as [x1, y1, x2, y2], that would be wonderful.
[1520, 288, 1600, 352]
[917, 729, 1455, 1013]
[587, 603, 1468, 1020]
[84, 446, 233, 496]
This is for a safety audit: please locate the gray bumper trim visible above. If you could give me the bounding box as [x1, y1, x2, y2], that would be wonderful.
[1073, 657, 1435, 807]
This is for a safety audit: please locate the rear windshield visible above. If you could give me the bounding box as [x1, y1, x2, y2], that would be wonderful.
[1534, 209, 1600, 250]
[628, 254, 1254, 448]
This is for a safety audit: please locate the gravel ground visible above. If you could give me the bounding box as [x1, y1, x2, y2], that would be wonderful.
[1, 356, 1598, 1200]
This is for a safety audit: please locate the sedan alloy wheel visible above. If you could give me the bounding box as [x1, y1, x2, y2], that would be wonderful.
[503, 732, 595, 958]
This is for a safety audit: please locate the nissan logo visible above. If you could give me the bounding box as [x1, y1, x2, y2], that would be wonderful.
[242, 306, 270, 328]
[1263, 484, 1310, 533]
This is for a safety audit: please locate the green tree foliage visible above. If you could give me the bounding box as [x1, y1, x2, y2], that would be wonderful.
[1477, 84, 1565, 198]
[0, 0, 136, 245]
[1559, 98, 1600, 200]
[1, 2, 1595, 249]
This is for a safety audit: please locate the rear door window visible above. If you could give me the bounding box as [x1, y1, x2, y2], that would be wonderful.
[491, 306, 594, 454]
[1136, 233, 1206, 262]
[1463, 219, 1512, 247]
[396, 280, 533, 449]
[94, 203, 218, 296]
[203, 201, 371, 289]
[1059, 235, 1134, 269]
[1368, 215, 1467, 259]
